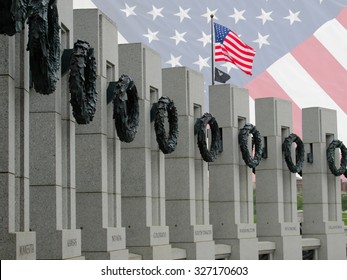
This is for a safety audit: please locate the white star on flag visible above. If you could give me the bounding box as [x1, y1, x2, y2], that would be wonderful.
[284, 10, 302, 25]
[194, 55, 210, 71]
[201, 8, 218, 23]
[148, 5, 164, 20]
[229, 8, 246, 24]
[170, 30, 187, 45]
[120, 3, 136, 17]
[256, 9, 274, 25]
[197, 31, 211, 47]
[166, 54, 182, 67]
[174, 6, 191, 22]
[143, 28, 159, 43]
[253, 32, 270, 48]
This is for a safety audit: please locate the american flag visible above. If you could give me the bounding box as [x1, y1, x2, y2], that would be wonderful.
[76, 0, 347, 143]
[214, 22, 256, 76]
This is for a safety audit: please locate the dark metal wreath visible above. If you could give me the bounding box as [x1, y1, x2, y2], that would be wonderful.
[69, 40, 97, 124]
[238, 123, 263, 169]
[326, 140, 347, 176]
[27, 0, 60, 95]
[282, 133, 305, 174]
[154, 96, 178, 154]
[113, 74, 139, 143]
[195, 113, 222, 162]
[0, 0, 28, 36]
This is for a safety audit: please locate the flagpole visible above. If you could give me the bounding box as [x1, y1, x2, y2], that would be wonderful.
[210, 14, 215, 85]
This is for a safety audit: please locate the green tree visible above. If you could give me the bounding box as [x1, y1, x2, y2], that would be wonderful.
[342, 194, 347, 211]
[297, 192, 303, 211]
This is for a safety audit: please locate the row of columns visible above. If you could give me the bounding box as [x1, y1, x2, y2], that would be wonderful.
[0, 7, 345, 259]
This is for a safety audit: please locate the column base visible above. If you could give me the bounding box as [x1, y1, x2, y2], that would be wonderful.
[128, 244, 172, 260]
[172, 240, 215, 260]
[302, 233, 346, 260]
[214, 237, 259, 260]
[168, 224, 215, 259]
[66, 256, 86, 260]
[36, 229, 82, 259]
[169, 224, 213, 243]
[81, 227, 126, 253]
[84, 249, 129, 260]
[0, 231, 36, 260]
[259, 235, 302, 260]
[126, 225, 169, 247]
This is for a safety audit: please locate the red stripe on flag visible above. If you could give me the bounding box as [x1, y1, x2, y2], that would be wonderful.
[224, 37, 255, 62]
[228, 32, 256, 54]
[246, 72, 302, 137]
[215, 25, 256, 76]
[216, 44, 253, 75]
[291, 36, 347, 114]
[337, 7, 347, 28]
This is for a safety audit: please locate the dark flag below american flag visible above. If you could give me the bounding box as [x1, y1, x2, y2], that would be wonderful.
[75, 0, 347, 144]
[215, 67, 231, 83]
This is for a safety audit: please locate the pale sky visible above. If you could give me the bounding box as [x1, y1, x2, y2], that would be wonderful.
[73, 0, 96, 9]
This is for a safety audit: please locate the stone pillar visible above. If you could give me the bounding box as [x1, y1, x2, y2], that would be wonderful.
[118, 43, 171, 260]
[29, 1, 82, 259]
[0, 30, 36, 260]
[73, 9, 128, 260]
[209, 84, 258, 259]
[302, 107, 346, 259]
[255, 98, 301, 259]
[162, 67, 214, 260]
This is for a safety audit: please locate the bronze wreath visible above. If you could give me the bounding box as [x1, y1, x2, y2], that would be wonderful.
[282, 133, 305, 174]
[27, 0, 60, 95]
[326, 140, 347, 176]
[69, 40, 97, 124]
[0, 0, 28, 36]
[238, 123, 262, 169]
[194, 113, 222, 162]
[154, 96, 178, 154]
[113, 74, 139, 143]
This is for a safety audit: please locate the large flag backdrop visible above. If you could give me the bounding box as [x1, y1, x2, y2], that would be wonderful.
[76, 0, 347, 142]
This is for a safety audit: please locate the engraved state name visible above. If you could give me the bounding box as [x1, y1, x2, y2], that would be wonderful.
[19, 244, 35, 255]
[152, 232, 167, 238]
[284, 226, 297, 231]
[112, 235, 122, 242]
[67, 238, 77, 247]
[195, 229, 212, 236]
[239, 228, 255, 233]
[328, 225, 343, 230]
